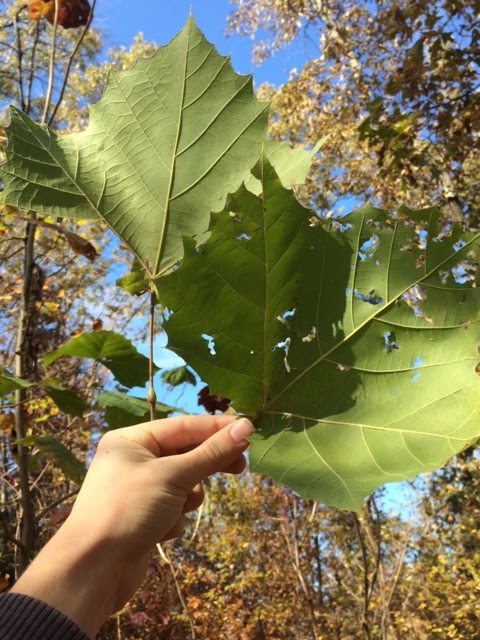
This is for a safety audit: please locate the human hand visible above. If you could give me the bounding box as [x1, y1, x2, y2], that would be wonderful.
[70, 414, 252, 548]
[12, 415, 253, 637]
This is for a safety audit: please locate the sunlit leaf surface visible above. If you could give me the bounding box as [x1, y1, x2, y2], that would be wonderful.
[0, 17, 268, 276]
[159, 159, 480, 510]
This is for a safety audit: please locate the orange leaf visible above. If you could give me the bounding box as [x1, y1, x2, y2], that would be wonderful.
[28, 0, 91, 29]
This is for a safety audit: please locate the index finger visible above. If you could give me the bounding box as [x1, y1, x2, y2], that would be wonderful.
[124, 414, 238, 455]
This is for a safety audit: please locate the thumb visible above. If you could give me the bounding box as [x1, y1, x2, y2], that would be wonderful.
[180, 418, 253, 488]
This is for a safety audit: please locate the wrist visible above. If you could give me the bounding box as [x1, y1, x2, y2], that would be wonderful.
[12, 519, 142, 638]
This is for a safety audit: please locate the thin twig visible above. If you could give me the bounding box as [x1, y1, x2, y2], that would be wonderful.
[156, 543, 197, 639]
[26, 20, 41, 115]
[184, 500, 204, 549]
[48, 0, 97, 126]
[37, 489, 79, 521]
[279, 504, 319, 640]
[380, 536, 408, 637]
[41, 0, 60, 125]
[0, 511, 28, 555]
[13, 7, 25, 111]
[352, 513, 372, 640]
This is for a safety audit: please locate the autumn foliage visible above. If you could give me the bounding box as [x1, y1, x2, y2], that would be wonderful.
[1, 1, 479, 639]
[28, 0, 91, 29]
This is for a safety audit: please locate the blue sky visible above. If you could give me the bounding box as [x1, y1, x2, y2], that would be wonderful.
[94, 0, 307, 86]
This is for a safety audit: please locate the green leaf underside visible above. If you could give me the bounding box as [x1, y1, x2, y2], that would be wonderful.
[158, 158, 480, 510]
[44, 331, 153, 388]
[43, 380, 86, 418]
[19, 436, 86, 485]
[244, 137, 327, 195]
[0, 368, 34, 395]
[161, 365, 196, 387]
[0, 370, 85, 417]
[98, 391, 182, 429]
[0, 17, 269, 277]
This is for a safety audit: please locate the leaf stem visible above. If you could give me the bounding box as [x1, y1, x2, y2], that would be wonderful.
[147, 288, 156, 421]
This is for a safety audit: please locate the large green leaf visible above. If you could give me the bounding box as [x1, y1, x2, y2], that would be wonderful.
[98, 391, 183, 429]
[44, 331, 153, 388]
[18, 436, 86, 485]
[157, 159, 480, 510]
[0, 18, 269, 277]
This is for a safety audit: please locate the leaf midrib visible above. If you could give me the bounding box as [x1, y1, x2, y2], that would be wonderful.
[153, 22, 190, 277]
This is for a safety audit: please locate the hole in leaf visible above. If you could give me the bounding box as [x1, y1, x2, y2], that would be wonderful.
[276, 308, 296, 324]
[359, 234, 380, 259]
[433, 222, 452, 242]
[411, 371, 420, 382]
[195, 240, 207, 254]
[453, 239, 466, 252]
[402, 285, 432, 323]
[332, 221, 352, 233]
[415, 226, 428, 249]
[355, 289, 384, 305]
[201, 334, 216, 355]
[302, 327, 317, 342]
[452, 260, 477, 284]
[236, 233, 251, 241]
[272, 337, 291, 373]
[384, 332, 400, 353]
[412, 356, 424, 368]
[163, 308, 174, 321]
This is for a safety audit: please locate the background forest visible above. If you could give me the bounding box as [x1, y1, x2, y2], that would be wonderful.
[0, 1, 479, 639]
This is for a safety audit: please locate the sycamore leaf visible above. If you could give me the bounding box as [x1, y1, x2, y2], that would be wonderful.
[44, 331, 154, 388]
[98, 391, 183, 429]
[245, 137, 327, 195]
[116, 258, 151, 297]
[157, 158, 480, 511]
[18, 435, 86, 484]
[0, 17, 268, 277]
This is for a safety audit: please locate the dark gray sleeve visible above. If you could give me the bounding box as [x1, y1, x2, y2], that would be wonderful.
[0, 593, 90, 640]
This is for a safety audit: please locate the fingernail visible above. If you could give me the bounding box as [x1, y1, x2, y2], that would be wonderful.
[229, 418, 253, 444]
